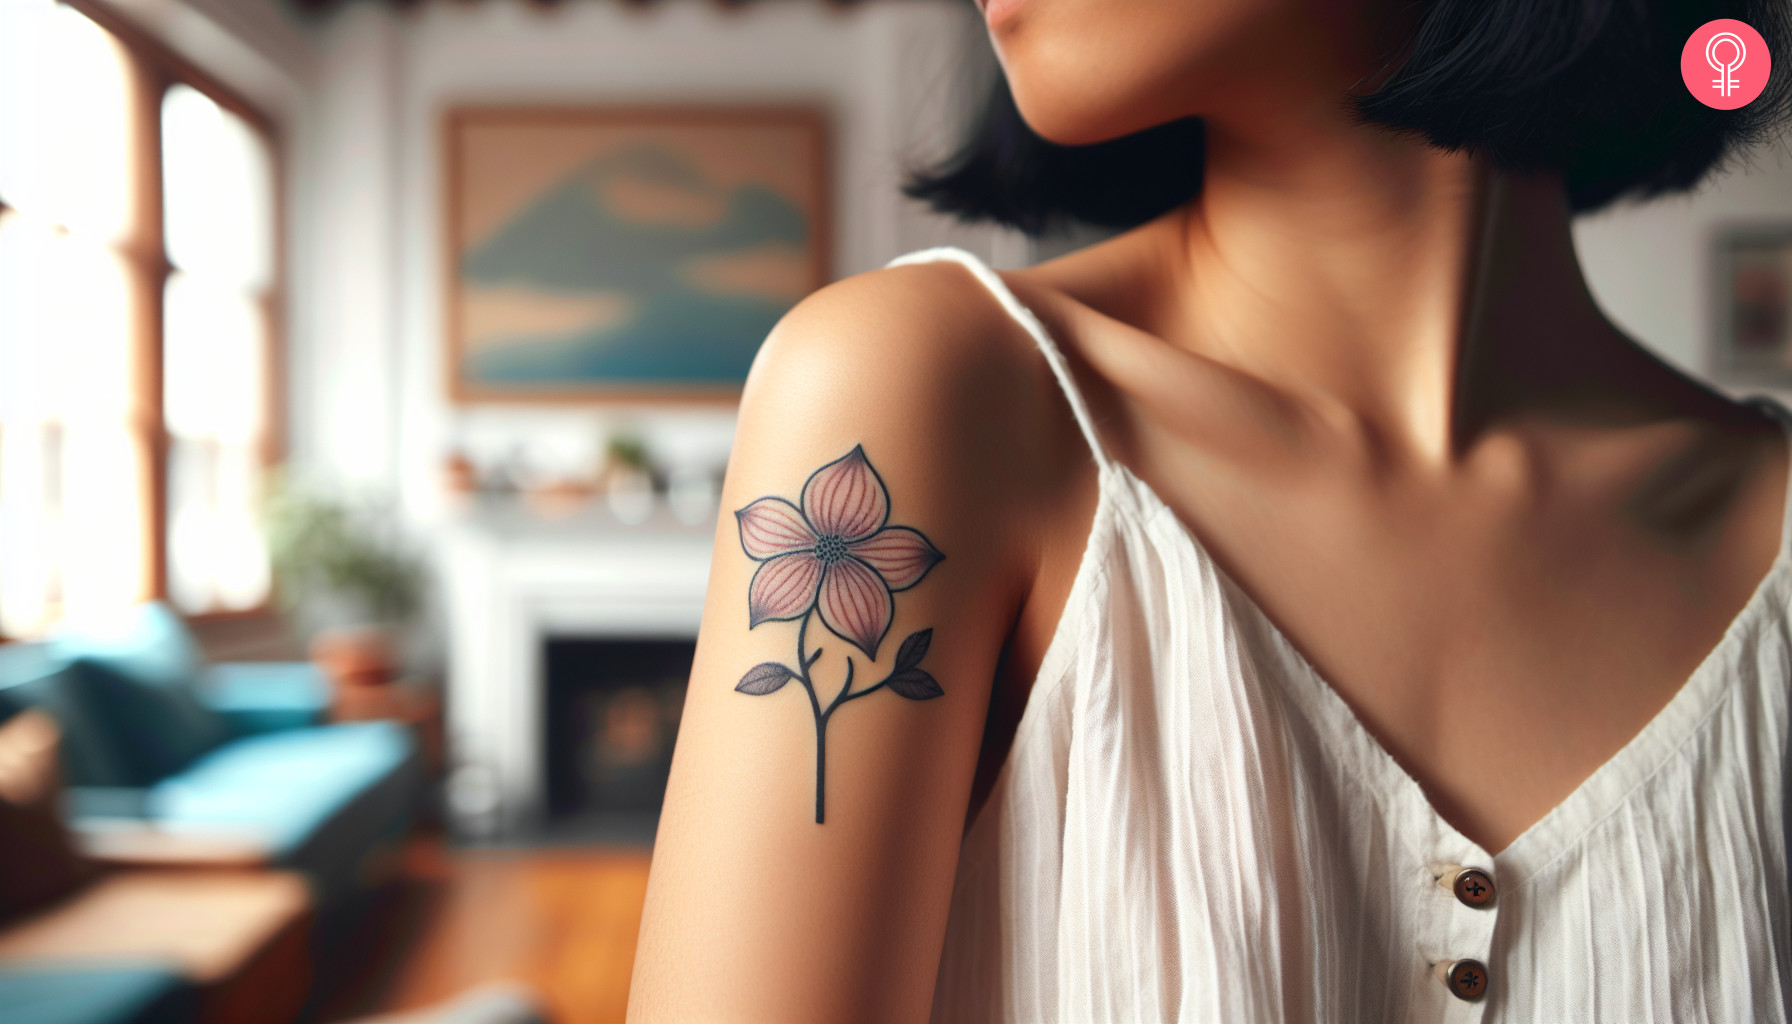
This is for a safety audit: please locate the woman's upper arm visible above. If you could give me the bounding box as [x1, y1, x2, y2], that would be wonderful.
[629, 267, 1036, 1023]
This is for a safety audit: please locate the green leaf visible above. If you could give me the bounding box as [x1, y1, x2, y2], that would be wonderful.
[736, 662, 796, 696]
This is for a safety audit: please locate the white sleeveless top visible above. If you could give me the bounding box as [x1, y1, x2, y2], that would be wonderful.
[886, 246, 1792, 1023]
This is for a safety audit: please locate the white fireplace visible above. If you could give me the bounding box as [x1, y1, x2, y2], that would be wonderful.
[440, 504, 713, 836]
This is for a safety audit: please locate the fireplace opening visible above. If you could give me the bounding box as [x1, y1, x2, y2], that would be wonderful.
[542, 635, 693, 844]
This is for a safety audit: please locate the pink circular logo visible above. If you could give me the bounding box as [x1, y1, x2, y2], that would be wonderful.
[1682, 19, 1770, 109]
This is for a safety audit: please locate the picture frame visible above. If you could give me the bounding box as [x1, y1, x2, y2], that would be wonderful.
[1711, 223, 1792, 387]
[443, 105, 831, 403]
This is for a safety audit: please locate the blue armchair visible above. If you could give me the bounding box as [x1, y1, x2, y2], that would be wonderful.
[0, 964, 198, 1024]
[0, 603, 424, 913]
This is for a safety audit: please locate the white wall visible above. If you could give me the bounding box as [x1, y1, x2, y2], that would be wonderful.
[1573, 144, 1792, 383]
[102, 0, 317, 115]
[106, 0, 1792, 508]
[288, 4, 402, 488]
[284, 0, 1012, 526]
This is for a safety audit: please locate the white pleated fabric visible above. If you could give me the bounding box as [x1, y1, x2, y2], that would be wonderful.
[887, 246, 1792, 1023]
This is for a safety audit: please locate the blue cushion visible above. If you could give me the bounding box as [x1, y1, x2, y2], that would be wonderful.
[0, 641, 60, 692]
[0, 964, 197, 1024]
[38, 658, 228, 786]
[3, 660, 141, 788]
[50, 604, 202, 694]
[197, 663, 331, 735]
[0, 644, 129, 783]
[42, 605, 231, 783]
[0, 681, 25, 726]
[63, 787, 151, 820]
[143, 722, 422, 902]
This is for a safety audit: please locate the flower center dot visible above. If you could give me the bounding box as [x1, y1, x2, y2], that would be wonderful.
[814, 534, 848, 565]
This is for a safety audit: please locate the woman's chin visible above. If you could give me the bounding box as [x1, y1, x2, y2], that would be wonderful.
[1007, 81, 1172, 147]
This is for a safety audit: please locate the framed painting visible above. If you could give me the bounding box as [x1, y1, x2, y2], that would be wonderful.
[444, 106, 830, 402]
[1712, 223, 1792, 387]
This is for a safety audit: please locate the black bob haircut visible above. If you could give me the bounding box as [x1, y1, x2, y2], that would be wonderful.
[907, 0, 1792, 235]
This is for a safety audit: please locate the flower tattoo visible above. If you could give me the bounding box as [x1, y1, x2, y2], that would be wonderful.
[733, 445, 945, 823]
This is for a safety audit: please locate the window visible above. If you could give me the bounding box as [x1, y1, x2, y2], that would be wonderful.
[0, 0, 278, 637]
[161, 83, 276, 614]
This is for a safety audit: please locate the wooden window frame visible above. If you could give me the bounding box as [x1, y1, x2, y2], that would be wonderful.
[0, 0, 286, 637]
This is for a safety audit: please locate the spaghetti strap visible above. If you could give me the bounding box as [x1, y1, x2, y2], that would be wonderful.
[887, 246, 1113, 471]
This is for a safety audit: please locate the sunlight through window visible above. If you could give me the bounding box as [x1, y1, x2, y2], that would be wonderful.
[163, 85, 273, 291]
[0, 0, 136, 243]
[163, 85, 275, 615]
[0, 3, 148, 637]
[0, 6, 278, 636]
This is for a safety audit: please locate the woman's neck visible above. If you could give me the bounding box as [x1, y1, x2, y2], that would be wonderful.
[1155, 115, 1634, 466]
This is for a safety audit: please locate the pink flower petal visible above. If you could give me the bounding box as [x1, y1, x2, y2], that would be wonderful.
[848, 527, 943, 592]
[747, 552, 822, 627]
[735, 497, 817, 560]
[800, 445, 888, 542]
[817, 556, 894, 659]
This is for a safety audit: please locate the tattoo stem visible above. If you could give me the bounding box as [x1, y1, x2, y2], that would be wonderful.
[832, 658, 855, 708]
[794, 609, 821, 722]
[814, 712, 827, 824]
[836, 678, 886, 705]
[793, 610, 921, 824]
[812, 658, 854, 824]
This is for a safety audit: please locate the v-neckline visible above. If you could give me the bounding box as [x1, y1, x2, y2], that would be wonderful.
[902, 245, 1792, 886]
[1096, 395, 1792, 887]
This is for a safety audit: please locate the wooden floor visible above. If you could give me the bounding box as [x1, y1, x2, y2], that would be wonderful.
[323, 840, 652, 1024]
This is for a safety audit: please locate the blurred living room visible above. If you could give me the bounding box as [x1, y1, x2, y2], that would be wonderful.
[0, 0, 1789, 1022]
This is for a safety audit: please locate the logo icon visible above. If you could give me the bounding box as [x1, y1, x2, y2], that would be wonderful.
[1683, 20, 1770, 109]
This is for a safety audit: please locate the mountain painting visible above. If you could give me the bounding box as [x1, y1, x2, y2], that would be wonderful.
[445, 108, 829, 400]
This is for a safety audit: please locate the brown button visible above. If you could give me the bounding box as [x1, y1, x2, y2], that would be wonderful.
[1434, 958, 1489, 1001]
[1449, 866, 1496, 908]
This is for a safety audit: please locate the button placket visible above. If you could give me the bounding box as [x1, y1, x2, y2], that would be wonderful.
[1433, 957, 1490, 1001]
[1436, 864, 1496, 908]
[1416, 857, 1499, 1017]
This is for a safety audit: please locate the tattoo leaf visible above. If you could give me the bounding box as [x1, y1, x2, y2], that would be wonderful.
[736, 662, 796, 696]
[894, 628, 932, 672]
[886, 668, 944, 701]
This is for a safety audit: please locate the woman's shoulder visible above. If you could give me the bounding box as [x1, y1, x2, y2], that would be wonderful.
[732, 255, 1102, 583]
[755, 255, 1042, 386]
[743, 255, 1089, 466]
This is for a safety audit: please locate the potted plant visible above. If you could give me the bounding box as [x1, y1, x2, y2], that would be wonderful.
[265, 476, 425, 689]
[601, 430, 655, 524]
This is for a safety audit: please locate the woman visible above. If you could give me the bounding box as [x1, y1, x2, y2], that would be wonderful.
[631, 0, 1792, 1019]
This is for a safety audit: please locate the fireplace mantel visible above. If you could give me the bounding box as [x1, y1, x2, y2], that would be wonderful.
[441, 503, 713, 836]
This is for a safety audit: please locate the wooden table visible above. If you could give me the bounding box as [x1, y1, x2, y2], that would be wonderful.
[0, 869, 313, 1024]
